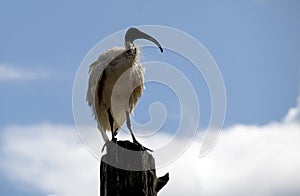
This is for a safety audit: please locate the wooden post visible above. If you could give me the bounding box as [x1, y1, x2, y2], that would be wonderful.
[100, 141, 169, 196]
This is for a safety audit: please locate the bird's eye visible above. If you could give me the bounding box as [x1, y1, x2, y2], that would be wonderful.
[126, 50, 132, 55]
[125, 49, 135, 59]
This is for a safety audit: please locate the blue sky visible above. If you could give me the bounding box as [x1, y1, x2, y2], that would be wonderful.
[1, 1, 300, 195]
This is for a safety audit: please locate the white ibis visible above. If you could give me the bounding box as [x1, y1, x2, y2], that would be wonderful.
[86, 27, 163, 150]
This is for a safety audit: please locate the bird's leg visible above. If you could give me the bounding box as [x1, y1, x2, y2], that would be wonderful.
[101, 109, 116, 153]
[108, 108, 117, 143]
[126, 111, 153, 151]
[126, 111, 137, 143]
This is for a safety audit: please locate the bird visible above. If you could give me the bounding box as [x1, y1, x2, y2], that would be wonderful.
[86, 27, 163, 151]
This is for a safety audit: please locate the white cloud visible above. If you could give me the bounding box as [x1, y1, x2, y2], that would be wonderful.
[159, 122, 300, 196]
[0, 64, 47, 81]
[1, 100, 300, 196]
[284, 96, 300, 123]
[0, 124, 98, 196]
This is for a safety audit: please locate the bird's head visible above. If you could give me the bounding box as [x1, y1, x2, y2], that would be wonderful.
[124, 47, 137, 60]
[124, 27, 163, 57]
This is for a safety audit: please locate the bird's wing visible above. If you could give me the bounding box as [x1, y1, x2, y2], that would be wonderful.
[86, 59, 105, 109]
[129, 62, 145, 113]
[86, 47, 125, 111]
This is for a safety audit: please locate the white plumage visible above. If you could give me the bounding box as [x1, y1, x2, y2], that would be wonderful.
[87, 45, 144, 141]
[86, 27, 162, 148]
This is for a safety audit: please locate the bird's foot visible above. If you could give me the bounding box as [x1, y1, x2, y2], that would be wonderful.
[101, 144, 105, 153]
[101, 142, 108, 153]
[112, 137, 117, 143]
[101, 139, 117, 153]
[133, 139, 153, 152]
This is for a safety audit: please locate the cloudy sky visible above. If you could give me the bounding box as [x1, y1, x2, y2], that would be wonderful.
[1, 0, 300, 196]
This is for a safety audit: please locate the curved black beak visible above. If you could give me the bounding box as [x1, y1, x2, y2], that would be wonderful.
[125, 27, 163, 53]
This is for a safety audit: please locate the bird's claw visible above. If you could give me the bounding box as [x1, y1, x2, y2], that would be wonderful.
[101, 139, 117, 153]
[101, 139, 152, 152]
[133, 139, 153, 152]
[101, 143, 106, 153]
[140, 145, 153, 152]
